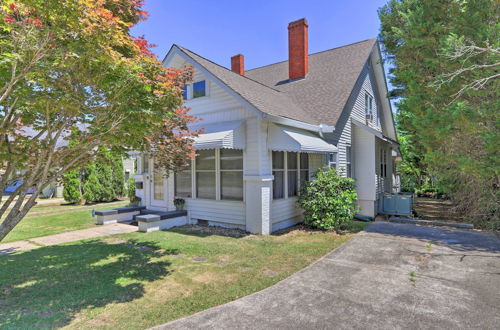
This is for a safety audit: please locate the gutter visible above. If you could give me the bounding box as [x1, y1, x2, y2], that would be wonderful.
[265, 114, 334, 136]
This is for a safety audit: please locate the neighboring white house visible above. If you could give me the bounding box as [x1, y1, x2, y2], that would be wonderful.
[134, 18, 399, 234]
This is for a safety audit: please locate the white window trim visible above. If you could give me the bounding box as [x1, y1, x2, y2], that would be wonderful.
[328, 152, 337, 169]
[346, 145, 353, 178]
[179, 148, 244, 202]
[272, 151, 308, 200]
[185, 80, 209, 101]
[220, 149, 244, 201]
[365, 91, 374, 122]
[215, 149, 221, 200]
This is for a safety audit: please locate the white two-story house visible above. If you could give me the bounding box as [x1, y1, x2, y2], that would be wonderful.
[135, 18, 399, 234]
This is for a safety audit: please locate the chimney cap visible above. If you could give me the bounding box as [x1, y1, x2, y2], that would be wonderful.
[288, 18, 308, 29]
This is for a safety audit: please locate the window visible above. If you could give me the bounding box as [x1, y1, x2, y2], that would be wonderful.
[380, 148, 387, 178]
[220, 149, 243, 200]
[328, 152, 337, 169]
[152, 161, 164, 200]
[142, 156, 149, 174]
[182, 85, 188, 100]
[196, 150, 216, 199]
[193, 80, 206, 98]
[365, 92, 373, 121]
[272, 151, 285, 199]
[272, 151, 310, 200]
[175, 162, 192, 198]
[300, 153, 309, 184]
[346, 146, 352, 178]
[287, 152, 298, 197]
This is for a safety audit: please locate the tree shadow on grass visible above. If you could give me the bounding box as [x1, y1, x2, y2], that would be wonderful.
[0, 239, 176, 329]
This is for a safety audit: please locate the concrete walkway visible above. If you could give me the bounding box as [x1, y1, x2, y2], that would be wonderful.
[0, 223, 137, 255]
[154, 222, 500, 330]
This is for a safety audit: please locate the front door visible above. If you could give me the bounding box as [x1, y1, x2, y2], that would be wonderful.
[149, 160, 168, 209]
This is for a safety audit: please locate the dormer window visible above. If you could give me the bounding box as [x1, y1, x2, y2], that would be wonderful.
[193, 80, 206, 98]
[182, 80, 207, 101]
[365, 92, 373, 122]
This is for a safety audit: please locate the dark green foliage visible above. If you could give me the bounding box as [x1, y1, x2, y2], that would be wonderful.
[83, 164, 102, 203]
[379, 0, 499, 229]
[127, 177, 136, 200]
[298, 167, 359, 231]
[95, 161, 115, 202]
[80, 149, 130, 203]
[62, 170, 82, 204]
[111, 156, 125, 197]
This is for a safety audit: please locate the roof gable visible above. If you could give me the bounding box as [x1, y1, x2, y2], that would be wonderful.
[165, 45, 316, 125]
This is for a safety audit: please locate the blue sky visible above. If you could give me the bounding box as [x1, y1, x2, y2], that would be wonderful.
[131, 0, 389, 70]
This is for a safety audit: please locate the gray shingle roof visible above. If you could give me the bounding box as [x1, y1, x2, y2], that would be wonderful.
[246, 39, 377, 126]
[176, 38, 376, 127]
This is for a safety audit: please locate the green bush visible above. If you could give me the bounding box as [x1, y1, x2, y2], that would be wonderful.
[298, 167, 358, 231]
[62, 169, 82, 204]
[83, 164, 102, 203]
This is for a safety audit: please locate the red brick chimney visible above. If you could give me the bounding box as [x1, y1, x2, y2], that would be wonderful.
[288, 18, 308, 80]
[231, 54, 244, 75]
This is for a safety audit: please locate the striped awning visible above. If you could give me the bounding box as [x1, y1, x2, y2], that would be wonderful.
[192, 120, 245, 150]
[268, 124, 337, 154]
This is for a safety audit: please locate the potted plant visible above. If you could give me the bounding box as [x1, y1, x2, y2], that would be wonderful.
[173, 197, 185, 211]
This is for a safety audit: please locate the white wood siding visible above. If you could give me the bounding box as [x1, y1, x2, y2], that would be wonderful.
[184, 69, 253, 124]
[271, 198, 301, 224]
[185, 199, 245, 225]
[327, 63, 383, 178]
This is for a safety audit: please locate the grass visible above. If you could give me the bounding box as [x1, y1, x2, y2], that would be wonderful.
[2, 200, 129, 243]
[0, 220, 368, 329]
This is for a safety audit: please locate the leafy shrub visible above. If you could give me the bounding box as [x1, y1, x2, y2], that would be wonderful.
[298, 167, 358, 231]
[62, 169, 82, 204]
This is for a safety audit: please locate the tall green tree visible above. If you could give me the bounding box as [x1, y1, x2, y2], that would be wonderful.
[62, 169, 82, 204]
[379, 0, 499, 228]
[0, 0, 198, 241]
[83, 164, 102, 204]
[111, 155, 125, 197]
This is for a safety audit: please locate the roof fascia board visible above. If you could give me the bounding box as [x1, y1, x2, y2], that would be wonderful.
[372, 42, 398, 141]
[265, 114, 334, 134]
[164, 46, 264, 119]
[352, 119, 399, 146]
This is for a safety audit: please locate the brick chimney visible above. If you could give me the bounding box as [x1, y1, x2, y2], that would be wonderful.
[231, 54, 244, 75]
[288, 18, 308, 80]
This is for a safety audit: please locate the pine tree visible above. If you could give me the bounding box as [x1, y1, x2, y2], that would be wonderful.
[111, 155, 125, 197]
[96, 161, 115, 202]
[62, 169, 82, 204]
[83, 164, 102, 203]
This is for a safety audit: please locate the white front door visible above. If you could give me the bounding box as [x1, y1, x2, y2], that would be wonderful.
[149, 160, 168, 209]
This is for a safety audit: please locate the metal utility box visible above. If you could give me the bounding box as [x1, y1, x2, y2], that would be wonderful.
[379, 192, 413, 216]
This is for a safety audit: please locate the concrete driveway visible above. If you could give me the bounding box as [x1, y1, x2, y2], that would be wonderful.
[154, 222, 500, 330]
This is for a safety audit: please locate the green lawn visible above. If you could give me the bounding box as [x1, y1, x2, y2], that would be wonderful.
[0, 221, 368, 329]
[2, 200, 129, 243]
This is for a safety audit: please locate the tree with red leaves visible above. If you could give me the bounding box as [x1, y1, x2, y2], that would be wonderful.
[0, 0, 197, 241]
